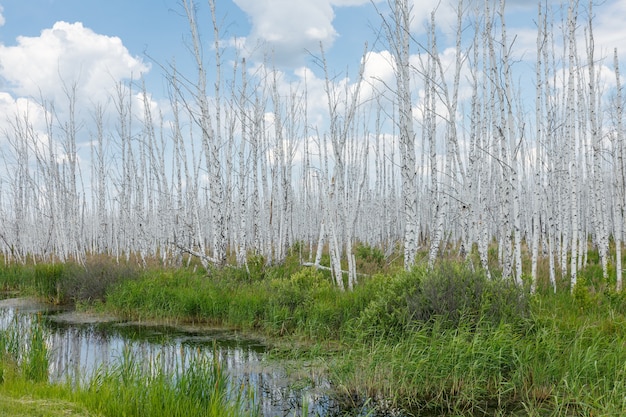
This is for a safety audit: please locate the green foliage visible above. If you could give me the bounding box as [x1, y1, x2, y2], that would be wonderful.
[604, 289, 626, 314]
[33, 264, 64, 301]
[572, 280, 599, 312]
[409, 263, 530, 327]
[264, 248, 303, 281]
[24, 314, 48, 383]
[355, 244, 385, 265]
[352, 270, 424, 339]
[0, 314, 49, 383]
[0, 259, 140, 305]
[354, 243, 386, 274]
[353, 263, 529, 341]
[333, 292, 626, 416]
[267, 267, 336, 336]
[270, 267, 332, 311]
[4, 255, 626, 416]
[78, 347, 252, 417]
[246, 253, 266, 280]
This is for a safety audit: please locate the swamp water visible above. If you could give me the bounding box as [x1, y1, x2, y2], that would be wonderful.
[0, 297, 372, 417]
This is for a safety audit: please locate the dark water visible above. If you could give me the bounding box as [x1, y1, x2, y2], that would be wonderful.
[0, 297, 355, 417]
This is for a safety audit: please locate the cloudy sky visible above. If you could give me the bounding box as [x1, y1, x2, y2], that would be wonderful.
[1, 0, 626, 139]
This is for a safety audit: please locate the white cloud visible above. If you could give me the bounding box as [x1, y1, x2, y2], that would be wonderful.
[360, 50, 395, 101]
[0, 21, 149, 106]
[0, 5, 5, 27]
[233, 0, 337, 64]
[232, 0, 376, 66]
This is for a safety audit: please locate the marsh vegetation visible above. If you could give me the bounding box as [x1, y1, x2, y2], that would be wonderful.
[1, 247, 625, 416]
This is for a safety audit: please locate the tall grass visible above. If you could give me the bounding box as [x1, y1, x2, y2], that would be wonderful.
[104, 265, 378, 340]
[0, 316, 258, 417]
[0, 257, 139, 304]
[2, 252, 626, 415]
[75, 346, 257, 417]
[331, 290, 626, 416]
[0, 313, 49, 383]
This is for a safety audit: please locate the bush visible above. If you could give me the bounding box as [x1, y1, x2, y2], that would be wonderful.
[408, 263, 529, 328]
[246, 253, 266, 281]
[354, 264, 530, 340]
[269, 267, 332, 312]
[353, 269, 425, 339]
[355, 243, 385, 272]
[59, 258, 140, 304]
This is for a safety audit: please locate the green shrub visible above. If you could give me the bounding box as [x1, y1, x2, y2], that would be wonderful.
[355, 243, 385, 272]
[269, 267, 332, 312]
[246, 253, 266, 281]
[353, 264, 529, 340]
[408, 263, 529, 327]
[353, 269, 425, 339]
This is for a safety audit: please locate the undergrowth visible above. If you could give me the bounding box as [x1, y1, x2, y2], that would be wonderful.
[1, 249, 625, 416]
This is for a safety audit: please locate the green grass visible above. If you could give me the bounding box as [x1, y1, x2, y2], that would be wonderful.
[0, 391, 96, 417]
[0, 317, 259, 417]
[329, 292, 626, 416]
[103, 265, 377, 340]
[2, 251, 626, 415]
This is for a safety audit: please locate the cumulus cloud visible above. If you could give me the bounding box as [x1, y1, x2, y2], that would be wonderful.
[232, 0, 372, 66]
[0, 21, 149, 106]
[0, 20, 152, 164]
[360, 50, 395, 101]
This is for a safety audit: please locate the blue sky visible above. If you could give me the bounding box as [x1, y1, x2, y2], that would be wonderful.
[0, 0, 384, 97]
[1, 0, 626, 141]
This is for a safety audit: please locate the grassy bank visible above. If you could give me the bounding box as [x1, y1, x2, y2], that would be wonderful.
[332, 300, 626, 415]
[1, 252, 625, 415]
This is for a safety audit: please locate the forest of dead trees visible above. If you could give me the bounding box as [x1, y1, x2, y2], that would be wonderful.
[0, 0, 624, 292]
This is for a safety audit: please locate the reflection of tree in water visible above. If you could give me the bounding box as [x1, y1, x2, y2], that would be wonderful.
[2, 304, 340, 416]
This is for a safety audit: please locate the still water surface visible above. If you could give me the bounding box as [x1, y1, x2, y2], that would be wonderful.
[0, 297, 347, 417]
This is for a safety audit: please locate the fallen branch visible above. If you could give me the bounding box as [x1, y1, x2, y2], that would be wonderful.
[301, 262, 370, 278]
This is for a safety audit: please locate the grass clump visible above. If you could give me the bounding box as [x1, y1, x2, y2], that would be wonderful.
[0, 313, 49, 384]
[76, 347, 256, 417]
[58, 258, 140, 304]
[410, 262, 530, 326]
[0, 257, 140, 305]
[353, 263, 530, 341]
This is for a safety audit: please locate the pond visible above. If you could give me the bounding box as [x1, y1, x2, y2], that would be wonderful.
[0, 297, 364, 417]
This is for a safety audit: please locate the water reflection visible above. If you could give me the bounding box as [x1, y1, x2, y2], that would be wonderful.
[0, 298, 339, 417]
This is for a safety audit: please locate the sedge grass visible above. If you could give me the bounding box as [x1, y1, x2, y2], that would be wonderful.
[0, 315, 259, 417]
[3, 257, 626, 415]
[330, 293, 626, 416]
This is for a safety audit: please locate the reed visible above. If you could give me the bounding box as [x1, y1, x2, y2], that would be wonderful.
[0, 318, 259, 417]
[75, 346, 257, 417]
[2, 255, 626, 415]
[0, 313, 49, 383]
[330, 291, 626, 416]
